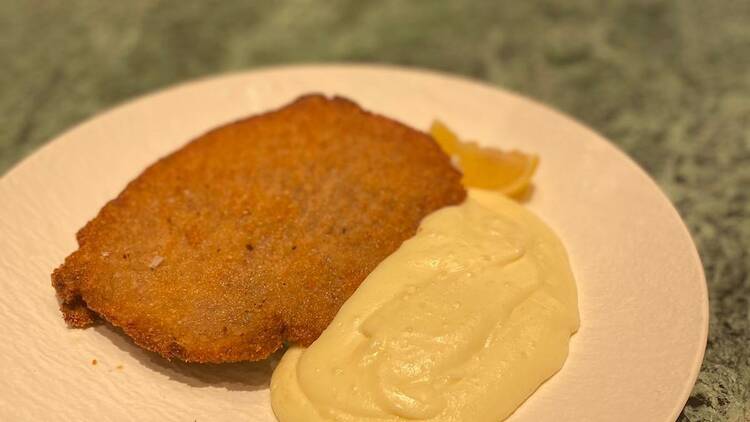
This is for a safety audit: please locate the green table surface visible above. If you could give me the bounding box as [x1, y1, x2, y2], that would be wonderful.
[2, 1, 748, 420]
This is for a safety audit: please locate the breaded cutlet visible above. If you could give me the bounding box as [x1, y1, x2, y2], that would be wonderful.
[52, 94, 466, 363]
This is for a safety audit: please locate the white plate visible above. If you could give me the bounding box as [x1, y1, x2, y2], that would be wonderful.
[0, 65, 707, 421]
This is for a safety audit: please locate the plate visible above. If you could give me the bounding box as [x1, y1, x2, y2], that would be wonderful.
[0, 65, 707, 421]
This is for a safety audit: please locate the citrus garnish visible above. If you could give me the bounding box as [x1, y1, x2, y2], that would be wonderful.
[430, 120, 538, 199]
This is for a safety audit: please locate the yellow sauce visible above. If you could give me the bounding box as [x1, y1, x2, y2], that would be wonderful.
[271, 190, 579, 422]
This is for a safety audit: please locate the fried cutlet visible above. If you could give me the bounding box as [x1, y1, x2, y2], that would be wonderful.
[52, 94, 466, 363]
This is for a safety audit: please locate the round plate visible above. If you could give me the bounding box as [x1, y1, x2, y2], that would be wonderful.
[0, 65, 707, 421]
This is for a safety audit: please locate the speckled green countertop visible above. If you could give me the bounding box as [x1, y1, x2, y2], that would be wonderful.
[1, 1, 748, 420]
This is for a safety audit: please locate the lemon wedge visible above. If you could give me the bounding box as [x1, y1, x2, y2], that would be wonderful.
[430, 120, 538, 199]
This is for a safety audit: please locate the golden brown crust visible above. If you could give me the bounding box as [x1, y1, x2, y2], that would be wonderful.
[52, 94, 465, 362]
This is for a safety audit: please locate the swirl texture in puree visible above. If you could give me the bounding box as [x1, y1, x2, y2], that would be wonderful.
[271, 189, 579, 421]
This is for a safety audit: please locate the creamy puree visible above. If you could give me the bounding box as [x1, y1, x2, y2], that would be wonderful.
[271, 189, 579, 422]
